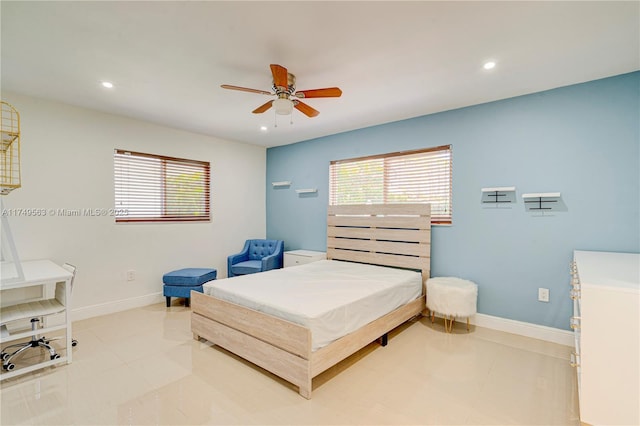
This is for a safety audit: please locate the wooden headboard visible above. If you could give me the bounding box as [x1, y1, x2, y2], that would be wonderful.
[326, 204, 431, 283]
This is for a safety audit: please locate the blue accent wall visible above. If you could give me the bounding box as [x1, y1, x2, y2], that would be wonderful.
[266, 72, 639, 330]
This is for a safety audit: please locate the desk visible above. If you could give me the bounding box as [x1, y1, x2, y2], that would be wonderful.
[0, 260, 73, 380]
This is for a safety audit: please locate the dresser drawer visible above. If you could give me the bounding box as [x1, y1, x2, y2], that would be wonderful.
[284, 250, 326, 267]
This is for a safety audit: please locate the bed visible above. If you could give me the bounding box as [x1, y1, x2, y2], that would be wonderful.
[191, 203, 431, 398]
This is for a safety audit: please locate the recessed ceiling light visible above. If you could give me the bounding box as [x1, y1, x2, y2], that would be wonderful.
[101, 81, 114, 89]
[260, 126, 268, 132]
[483, 61, 496, 70]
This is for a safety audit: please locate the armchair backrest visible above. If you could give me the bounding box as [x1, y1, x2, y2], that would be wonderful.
[247, 239, 283, 260]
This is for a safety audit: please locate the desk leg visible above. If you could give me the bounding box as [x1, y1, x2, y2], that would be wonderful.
[65, 277, 72, 364]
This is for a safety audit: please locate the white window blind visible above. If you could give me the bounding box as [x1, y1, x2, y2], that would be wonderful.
[114, 150, 210, 223]
[329, 145, 452, 224]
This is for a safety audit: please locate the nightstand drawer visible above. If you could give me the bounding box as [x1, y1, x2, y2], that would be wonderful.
[284, 250, 326, 267]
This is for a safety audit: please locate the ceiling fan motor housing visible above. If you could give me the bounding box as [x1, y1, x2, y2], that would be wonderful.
[273, 73, 296, 95]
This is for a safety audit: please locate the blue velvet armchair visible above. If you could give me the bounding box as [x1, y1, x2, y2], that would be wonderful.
[227, 239, 284, 277]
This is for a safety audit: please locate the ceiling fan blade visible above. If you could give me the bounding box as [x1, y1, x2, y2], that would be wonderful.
[294, 101, 320, 118]
[252, 100, 273, 114]
[295, 87, 342, 98]
[221, 84, 273, 96]
[270, 64, 288, 89]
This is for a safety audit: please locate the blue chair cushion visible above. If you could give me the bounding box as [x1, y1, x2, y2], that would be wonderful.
[163, 268, 217, 287]
[163, 284, 204, 298]
[229, 260, 262, 276]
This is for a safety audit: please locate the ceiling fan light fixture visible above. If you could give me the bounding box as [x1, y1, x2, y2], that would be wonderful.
[273, 98, 293, 115]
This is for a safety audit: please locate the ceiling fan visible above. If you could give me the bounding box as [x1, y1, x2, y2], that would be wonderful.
[221, 64, 342, 117]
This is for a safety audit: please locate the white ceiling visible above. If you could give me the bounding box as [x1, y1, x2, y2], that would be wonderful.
[2, 1, 638, 148]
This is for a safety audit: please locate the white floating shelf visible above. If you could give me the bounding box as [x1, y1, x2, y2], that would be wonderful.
[295, 188, 317, 194]
[271, 181, 291, 187]
[481, 186, 516, 204]
[482, 186, 516, 193]
[522, 192, 561, 198]
[522, 192, 561, 211]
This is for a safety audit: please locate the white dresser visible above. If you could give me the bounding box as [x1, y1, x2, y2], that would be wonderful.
[572, 250, 639, 426]
[283, 250, 326, 268]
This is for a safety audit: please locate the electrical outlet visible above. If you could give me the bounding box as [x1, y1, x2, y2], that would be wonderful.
[126, 270, 136, 281]
[538, 287, 550, 302]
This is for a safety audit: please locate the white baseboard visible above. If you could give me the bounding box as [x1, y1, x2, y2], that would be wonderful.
[71, 293, 574, 347]
[471, 313, 573, 346]
[429, 312, 573, 346]
[71, 293, 165, 322]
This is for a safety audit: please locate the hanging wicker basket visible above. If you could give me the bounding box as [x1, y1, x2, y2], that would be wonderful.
[1, 101, 21, 195]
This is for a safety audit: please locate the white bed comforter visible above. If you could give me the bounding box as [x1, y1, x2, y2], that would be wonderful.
[203, 260, 421, 351]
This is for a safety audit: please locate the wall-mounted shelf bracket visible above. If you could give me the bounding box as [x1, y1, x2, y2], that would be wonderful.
[481, 186, 516, 204]
[522, 192, 561, 210]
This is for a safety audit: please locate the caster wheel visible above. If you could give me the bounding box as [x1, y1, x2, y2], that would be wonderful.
[3, 363, 15, 371]
[1, 352, 8, 361]
[50, 354, 60, 360]
[72, 340, 78, 347]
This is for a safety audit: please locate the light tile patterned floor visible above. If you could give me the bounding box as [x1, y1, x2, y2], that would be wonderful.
[1, 303, 580, 425]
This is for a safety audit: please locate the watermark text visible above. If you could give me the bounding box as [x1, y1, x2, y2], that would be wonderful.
[1, 208, 129, 217]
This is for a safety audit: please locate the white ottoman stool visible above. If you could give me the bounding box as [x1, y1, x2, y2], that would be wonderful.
[426, 277, 478, 333]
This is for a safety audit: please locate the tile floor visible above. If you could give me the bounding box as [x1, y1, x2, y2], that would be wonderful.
[1, 303, 580, 425]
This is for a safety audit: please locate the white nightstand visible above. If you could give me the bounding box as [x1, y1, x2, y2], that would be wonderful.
[283, 250, 326, 268]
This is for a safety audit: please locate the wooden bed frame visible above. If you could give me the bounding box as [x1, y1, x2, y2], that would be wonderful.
[191, 203, 431, 398]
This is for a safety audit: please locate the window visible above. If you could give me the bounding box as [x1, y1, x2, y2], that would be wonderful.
[114, 150, 210, 223]
[329, 145, 452, 224]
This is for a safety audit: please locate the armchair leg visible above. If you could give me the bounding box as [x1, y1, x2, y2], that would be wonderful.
[166, 296, 171, 307]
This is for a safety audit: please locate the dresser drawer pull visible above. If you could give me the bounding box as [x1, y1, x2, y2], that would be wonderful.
[569, 261, 577, 273]
[570, 351, 580, 368]
[569, 262, 581, 284]
[570, 316, 581, 330]
[570, 288, 581, 300]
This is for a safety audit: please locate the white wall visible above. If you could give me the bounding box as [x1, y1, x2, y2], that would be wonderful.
[2, 93, 266, 319]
